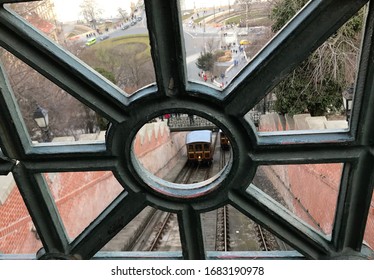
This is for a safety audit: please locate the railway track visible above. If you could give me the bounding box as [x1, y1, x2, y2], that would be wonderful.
[131, 132, 219, 251]
[215, 205, 230, 251]
[215, 139, 230, 251]
[148, 212, 174, 251]
[254, 224, 270, 251]
[130, 130, 286, 253]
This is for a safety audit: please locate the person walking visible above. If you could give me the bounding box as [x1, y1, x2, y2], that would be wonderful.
[164, 113, 171, 125]
[188, 114, 194, 125]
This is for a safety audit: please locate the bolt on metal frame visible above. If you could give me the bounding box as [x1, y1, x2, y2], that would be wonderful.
[0, 0, 374, 260]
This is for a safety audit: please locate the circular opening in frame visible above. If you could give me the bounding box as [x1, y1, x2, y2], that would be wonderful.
[131, 112, 233, 198]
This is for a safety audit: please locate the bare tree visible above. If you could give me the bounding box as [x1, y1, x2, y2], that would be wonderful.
[235, 0, 254, 29]
[205, 38, 219, 53]
[80, 0, 103, 30]
[77, 43, 155, 94]
[118, 8, 129, 21]
[111, 47, 155, 92]
[1, 50, 101, 141]
[270, 0, 365, 116]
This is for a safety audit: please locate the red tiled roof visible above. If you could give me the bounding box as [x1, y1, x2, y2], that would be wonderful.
[25, 14, 55, 34]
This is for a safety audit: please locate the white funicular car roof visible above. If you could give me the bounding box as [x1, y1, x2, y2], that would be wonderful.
[186, 130, 212, 144]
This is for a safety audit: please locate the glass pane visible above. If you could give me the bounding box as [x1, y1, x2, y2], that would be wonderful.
[182, 0, 302, 89]
[249, 7, 365, 132]
[8, 0, 155, 94]
[77, 33, 155, 94]
[364, 191, 374, 250]
[133, 113, 232, 198]
[0, 174, 43, 254]
[44, 171, 122, 241]
[202, 205, 293, 251]
[253, 164, 343, 237]
[103, 207, 181, 251]
[0, 51, 108, 144]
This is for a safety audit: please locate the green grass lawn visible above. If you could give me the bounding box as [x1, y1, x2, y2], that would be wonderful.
[90, 34, 151, 59]
[93, 34, 149, 48]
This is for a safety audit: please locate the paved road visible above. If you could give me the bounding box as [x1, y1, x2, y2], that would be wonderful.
[62, 9, 249, 90]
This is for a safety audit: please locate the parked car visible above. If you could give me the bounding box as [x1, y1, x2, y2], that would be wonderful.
[100, 34, 109, 40]
[122, 23, 130, 30]
[239, 39, 251, 45]
[238, 30, 248, 36]
[85, 37, 96, 46]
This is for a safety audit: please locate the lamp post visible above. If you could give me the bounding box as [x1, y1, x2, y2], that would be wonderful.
[246, 2, 249, 33]
[342, 85, 354, 121]
[33, 106, 51, 142]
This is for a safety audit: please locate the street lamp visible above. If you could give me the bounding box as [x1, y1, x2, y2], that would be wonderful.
[33, 105, 51, 142]
[246, 2, 249, 33]
[342, 85, 354, 121]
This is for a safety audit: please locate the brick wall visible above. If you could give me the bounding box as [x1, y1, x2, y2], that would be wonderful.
[364, 201, 374, 248]
[0, 185, 41, 253]
[259, 113, 374, 248]
[288, 163, 341, 234]
[46, 171, 122, 240]
[0, 171, 123, 253]
[0, 122, 186, 254]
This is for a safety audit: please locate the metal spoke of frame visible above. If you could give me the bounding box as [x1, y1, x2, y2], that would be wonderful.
[257, 130, 354, 146]
[12, 165, 70, 254]
[22, 154, 117, 173]
[70, 191, 147, 259]
[224, 0, 368, 116]
[333, 3, 374, 252]
[353, 1, 374, 142]
[0, 7, 128, 124]
[27, 143, 107, 157]
[229, 187, 331, 259]
[177, 205, 206, 260]
[144, 0, 187, 97]
[251, 143, 362, 165]
[0, 65, 30, 158]
[332, 157, 374, 253]
[0, 1, 40, 3]
[0, 155, 14, 175]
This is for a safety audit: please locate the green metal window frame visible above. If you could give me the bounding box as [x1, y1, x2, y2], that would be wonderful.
[0, 0, 374, 260]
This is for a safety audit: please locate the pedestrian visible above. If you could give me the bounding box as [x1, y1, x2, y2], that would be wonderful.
[188, 114, 194, 125]
[164, 113, 171, 125]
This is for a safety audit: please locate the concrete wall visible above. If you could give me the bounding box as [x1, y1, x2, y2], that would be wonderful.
[133, 121, 187, 178]
[0, 174, 15, 205]
[259, 113, 374, 248]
